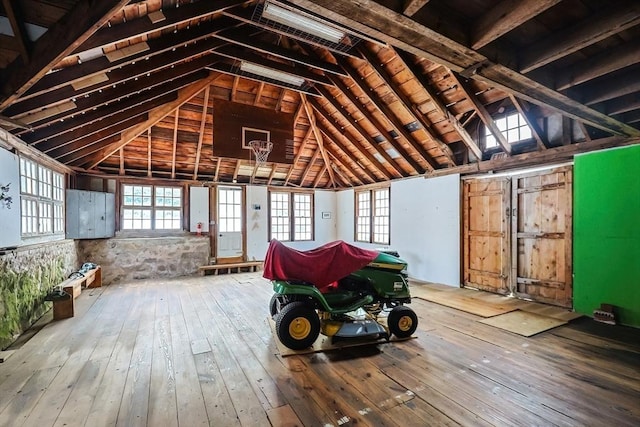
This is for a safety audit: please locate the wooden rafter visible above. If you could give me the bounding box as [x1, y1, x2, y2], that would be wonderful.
[519, 4, 640, 73]
[555, 40, 640, 91]
[358, 45, 457, 166]
[290, 0, 640, 137]
[403, 0, 430, 17]
[147, 131, 152, 177]
[85, 73, 221, 170]
[319, 126, 378, 183]
[580, 67, 640, 106]
[300, 94, 336, 188]
[0, 0, 130, 109]
[254, 82, 265, 106]
[471, 0, 561, 50]
[508, 94, 550, 150]
[313, 166, 327, 188]
[171, 109, 179, 179]
[231, 76, 239, 102]
[299, 147, 321, 186]
[284, 126, 313, 186]
[326, 73, 424, 174]
[233, 159, 241, 182]
[315, 86, 406, 177]
[309, 98, 392, 180]
[275, 88, 287, 112]
[119, 147, 125, 175]
[323, 137, 370, 185]
[193, 86, 211, 180]
[452, 73, 512, 155]
[341, 61, 439, 170]
[396, 50, 482, 160]
[327, 152, 359, 187]
[2, 0, 30, 63]
[214, 158, 221, 182]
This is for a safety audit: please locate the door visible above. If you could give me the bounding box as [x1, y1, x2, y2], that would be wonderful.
[463, 167, 574, 307]
[463, 177, 511, 294]
[511, 167, 573, 307]
[215, 186, 244, 262]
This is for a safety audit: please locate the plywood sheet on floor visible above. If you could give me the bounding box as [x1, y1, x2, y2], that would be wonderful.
[268, 317, 414, 357]
[410, 286, 518, 317]
[480, 310, 567, 336]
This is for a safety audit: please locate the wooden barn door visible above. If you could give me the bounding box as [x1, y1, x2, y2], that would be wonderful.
[463, 177, 511, 295]
[511, 167, 573, 307]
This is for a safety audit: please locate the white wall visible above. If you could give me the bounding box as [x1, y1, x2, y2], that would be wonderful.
[336, 175, 461, 286]
[244, 186, 337, 260]
[0, 147, 21, 248]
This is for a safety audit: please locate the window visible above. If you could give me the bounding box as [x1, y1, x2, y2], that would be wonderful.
[269, 191, 313, 241]
[485, 112, 533, 148]
[19, 158, 65, 237]
[355, 187, 389, 245]
[122, 184, 182, 230]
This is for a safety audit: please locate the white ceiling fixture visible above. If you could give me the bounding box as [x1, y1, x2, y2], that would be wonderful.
[240, 61, 305, 87]
[261, 1, 346, 44]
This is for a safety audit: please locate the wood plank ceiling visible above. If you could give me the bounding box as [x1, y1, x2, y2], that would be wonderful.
[0, 0, 638, 188]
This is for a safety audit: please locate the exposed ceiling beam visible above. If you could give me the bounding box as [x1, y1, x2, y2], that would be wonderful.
[326, 73, 424, 174]
[171, 109, 179, 179]
[358, 45, 457, 166]
[580, 67, 640, 106]
[396, 50, 482, 160]
[285, 126, 313, 186]
[326, 151, 359, 186]
[72, 0, 244, 57]
[34, 94, 175, 153]
[341, 60, 439, 170]
[289, 0, 640, 137]
[85, 73, 220, 170]
[2, 0, 30, 63]
[555, 40, 640, 91]
[310, 91, 402, 178]
[519, 3, 640, 73]
[300, 94, 336, 188]
[193, 86, 211, 180]
[318, 124, 378, 183]
[471, 0, 561, 50]
[21, 17, 240, 101]
[5, 39, 226, 117]
[0, 0, 130, 109]
[403, 0, 430, 17]
[298, 147, 321, 186]
[452, 73, 512, 154]
[323, 135, 371, 185]
[508, 94, 550, 150]
[147, 131, 152, 177]
[601, 93, 640, 116]
[0, 114, 29, 130]
[313, 166, 327, 188]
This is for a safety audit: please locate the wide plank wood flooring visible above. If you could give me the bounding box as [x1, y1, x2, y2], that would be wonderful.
[0, 273, 638, 426]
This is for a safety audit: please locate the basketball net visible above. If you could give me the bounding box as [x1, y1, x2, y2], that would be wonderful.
[248, 140, 273, 166]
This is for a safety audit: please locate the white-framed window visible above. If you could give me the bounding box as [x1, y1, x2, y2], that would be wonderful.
[269, 191, 313, 241]
[355, 187, 390, 245]
[485, 112, 533, 148]
[19, 158, 65, 237]
[121, 184, 182, 230]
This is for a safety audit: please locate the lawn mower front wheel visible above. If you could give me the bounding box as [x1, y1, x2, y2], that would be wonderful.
[388, 306, 418, 338]
[275, 301, 320, 350]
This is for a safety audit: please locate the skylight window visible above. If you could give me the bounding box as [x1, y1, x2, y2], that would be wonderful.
[485, 112, 533, 148]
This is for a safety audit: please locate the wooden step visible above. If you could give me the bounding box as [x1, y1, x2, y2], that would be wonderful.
[198, 261, 263, 276]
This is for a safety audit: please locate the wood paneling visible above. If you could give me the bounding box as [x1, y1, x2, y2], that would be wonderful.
[463, 177, 511, 293]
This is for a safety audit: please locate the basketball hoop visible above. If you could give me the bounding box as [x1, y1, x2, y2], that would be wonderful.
[248, 140, 273, 166]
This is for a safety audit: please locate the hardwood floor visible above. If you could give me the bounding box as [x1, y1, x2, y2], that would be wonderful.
[0, 273, 638, 427]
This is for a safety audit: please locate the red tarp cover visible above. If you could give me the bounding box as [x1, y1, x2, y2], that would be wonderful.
[263, 240, 378, 291]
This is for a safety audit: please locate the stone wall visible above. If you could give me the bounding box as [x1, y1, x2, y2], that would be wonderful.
[0, 239, 79, 349]
[78, 235, 209, 285]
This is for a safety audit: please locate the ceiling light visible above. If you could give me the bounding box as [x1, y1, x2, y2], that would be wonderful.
[262, 1, 346, 44]
[240, 61, 305, 87]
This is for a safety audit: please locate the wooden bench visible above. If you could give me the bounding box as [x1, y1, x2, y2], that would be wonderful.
[52, 266, 102, 320]
[198, 261, 263, 276]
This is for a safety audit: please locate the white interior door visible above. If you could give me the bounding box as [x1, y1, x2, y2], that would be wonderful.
[216, 186, 243, 260]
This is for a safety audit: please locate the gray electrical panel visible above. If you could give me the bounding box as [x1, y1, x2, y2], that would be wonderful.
[66, 189, 115, 239]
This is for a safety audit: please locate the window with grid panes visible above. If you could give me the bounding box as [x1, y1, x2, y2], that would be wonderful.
[355, 187, 390, 245]
[269, 191, 314, 241]
[484, 112, 533, 148]
[19, 158, 64, 237]
[122, 184, 182, 230]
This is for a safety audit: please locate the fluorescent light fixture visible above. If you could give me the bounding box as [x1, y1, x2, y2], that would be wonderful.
[240, 61, 305, 87]
[262, 1, 346, 44]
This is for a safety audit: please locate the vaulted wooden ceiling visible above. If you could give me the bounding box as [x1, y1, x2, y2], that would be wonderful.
[0, 0, 638, 188]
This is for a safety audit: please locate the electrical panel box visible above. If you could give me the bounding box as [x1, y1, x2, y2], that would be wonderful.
[66, 189, 115, 239]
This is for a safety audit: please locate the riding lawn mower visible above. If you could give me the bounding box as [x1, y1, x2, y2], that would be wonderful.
[264, 240, 419, 350]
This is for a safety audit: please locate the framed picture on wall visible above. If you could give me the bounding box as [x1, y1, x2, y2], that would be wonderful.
[321, 212, 331, 219]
